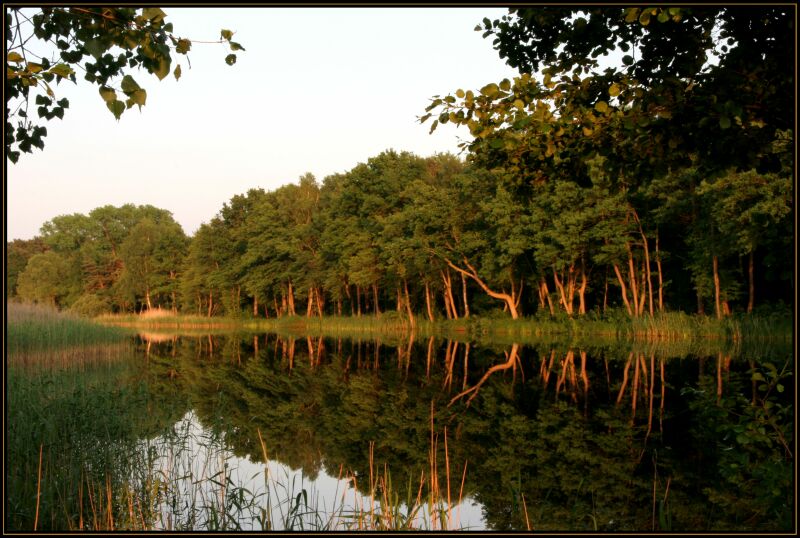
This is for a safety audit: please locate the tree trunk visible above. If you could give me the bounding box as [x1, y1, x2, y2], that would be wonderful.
[145, 287, 152, 310]
[441, 270, 454, 319]
[626, 244, 639, 317]
[396, 287, 403, 312]
[539, 277, 555, 315]
[403, 278, 415, 327]
[425, 281, 435, 322]
[306, 289, 314, 317]
[356, 285, 362, 317]
[444, 268, 458, 319]
[460, 272, 470, 318]
[713, 254, 722, 319]
[612, 264, 633, 316]
[552, 267, 573, 316]
[444, 257, 519, 319]
[747, 251, 754, 313]
[315, 287, 324, 317]
[253, 295, 258, 317]
[578, 265, 588, 315]
[207, 290, 213, 318]
[373, 283, 380, 315]
[289, 282, 297, 316]
[633, 210, 654, 317]
[656, 231, 664, 312]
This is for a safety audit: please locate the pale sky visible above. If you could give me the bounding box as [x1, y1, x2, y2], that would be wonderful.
[6, 8, 519, 241]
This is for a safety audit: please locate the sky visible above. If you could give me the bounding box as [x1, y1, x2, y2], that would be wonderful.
[6, 7, 520, 241]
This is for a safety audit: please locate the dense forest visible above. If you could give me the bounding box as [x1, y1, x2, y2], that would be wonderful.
[7, 7, 793, 321]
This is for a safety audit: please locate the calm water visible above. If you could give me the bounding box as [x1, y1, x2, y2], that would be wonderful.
[6, 332, 793, 531]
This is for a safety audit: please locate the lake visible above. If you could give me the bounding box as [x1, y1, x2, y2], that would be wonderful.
[6, 332, 793, 531]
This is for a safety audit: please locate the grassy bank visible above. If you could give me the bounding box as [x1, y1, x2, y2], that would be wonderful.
[7, 303, 132, 354]
[93, 308, 793, 343]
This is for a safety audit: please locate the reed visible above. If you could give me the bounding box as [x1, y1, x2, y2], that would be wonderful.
[7, 302, 131, 354]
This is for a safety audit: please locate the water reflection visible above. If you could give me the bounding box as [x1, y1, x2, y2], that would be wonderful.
[136, 333, 791, 531]
[6, 333, 792, 531]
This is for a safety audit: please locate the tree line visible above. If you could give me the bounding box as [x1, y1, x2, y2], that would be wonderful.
[7, 145, 791, 320]
[8, 7, 793, 320]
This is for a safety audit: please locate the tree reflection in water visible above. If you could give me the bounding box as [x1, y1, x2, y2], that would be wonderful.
[133, 333, 793, 531]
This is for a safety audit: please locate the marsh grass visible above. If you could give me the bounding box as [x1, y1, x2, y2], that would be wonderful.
[7, 383, 476, 532]
[7, 302, 131, 354]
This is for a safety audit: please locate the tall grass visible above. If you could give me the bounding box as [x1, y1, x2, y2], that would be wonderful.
[7, 397, 478, 531]
[7, 302, 131, 354]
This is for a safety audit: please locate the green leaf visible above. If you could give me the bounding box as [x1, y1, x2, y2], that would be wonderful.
[120, 75, 140, 94]
[582, 126, 593, 136]
[624, 8, 640, 23]
[719, 116, 731, 129]
[154, 55, 171, 80]
[639, 10, 651, 26]
[99, 86, 117, 103]
[455, 89, 465, 99]
[130, 89, 146, 109]
[7, 52, 24, 63]
[513, 99, 525, 109]
[229, 41, 245, 51]
[84, 39, 104, 59]
[142, 7, 167, 24]
[657, 10, 669, 23]
[777, 383, 784, 393]
[176, 39, 192, 54]
[225, 54, 237, 66]
[221, 29, 234, 41]
[106, 100, 125, 120]
[429, 119, 438, 134]
[608, 83, 621, 97]
[48, 64, 74, 78]
[499, 78, 511, 91]
[27, 62, 43, 74]
[173, 64, 182, 81]
[622, 55, 633, 66]
[594, 101, 609, 113]
[480, 83, 499, 98]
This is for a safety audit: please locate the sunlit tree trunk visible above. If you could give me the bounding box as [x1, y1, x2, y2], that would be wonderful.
[253, 295, 258, 317]
[656, 231, 664, 312]
[608, 234, 632, 314]
[316, 287, 324, 317]
[372, 283, 380, 315]
[747, 251, 755, 313]
[424, 281, 435, 322]
[444, 257, 519, 319]
[207, 290, 213, 317]
[552, 267, 574, 316]
[578, 265, 588, 315]
[441, 270, 454, 319]
[443, 268, 458, 319]
[356, 285, 362, 317]
[713, 254, 722, 319]
[306, 289, 314, 317]
[403, 278, 415, 327]
[460, 272, 469, 318]
[289, 282, 297, 316]
[626, 244, 640, 317]
[633, 210, 654, 317]
[539, 277, 555, 315]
